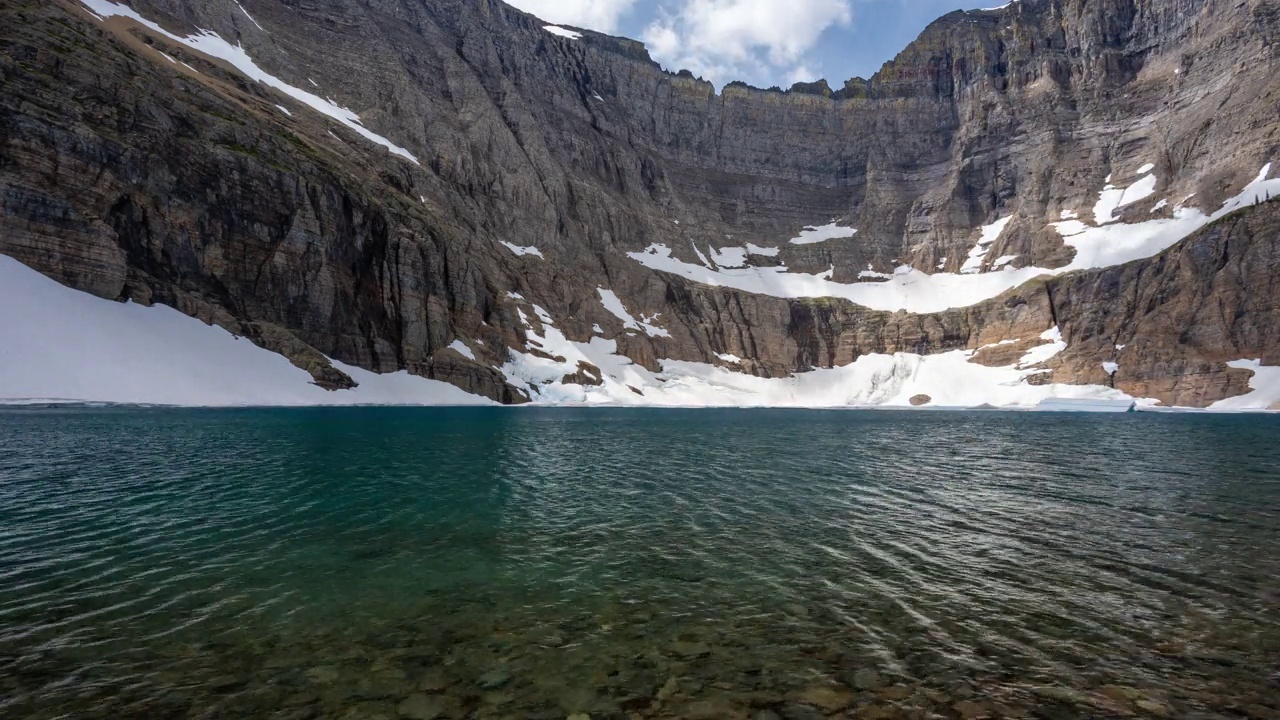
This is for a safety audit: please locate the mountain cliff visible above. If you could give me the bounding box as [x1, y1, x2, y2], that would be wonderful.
[2, 0, 1278, 407]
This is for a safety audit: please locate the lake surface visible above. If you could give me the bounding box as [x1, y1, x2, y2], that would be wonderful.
[1, 408, 1278, 719]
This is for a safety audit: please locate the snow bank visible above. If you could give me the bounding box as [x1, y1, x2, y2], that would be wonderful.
[1055, 164, 1279, 272]
[9, 253, 1275, 411]
[628, 242, 1051, 313]
[493, 295, 1142, 408]
[1209, 360, 1280, 410]
[628, 165, 1280, 313]
[80, 0, 419, 164]
[0, 255, 490, 406]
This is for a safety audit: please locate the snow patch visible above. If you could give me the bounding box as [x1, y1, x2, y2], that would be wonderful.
[1017, 327, 1066, 369]
[543, 25, 582, 39]
[960, 216, 1013, 274]
[1056, 163, 1279, 272]
[1095, 172, 1158, 224]
[710, 246, 748, 269]
[1102, 361, 1119, 375]
[789, 222, 857, 245]
[630, 242, 1054, 314]
[745, 243, 780, 257]
[1209, 360, 1280, 410]
[448, 340, 476, 361]
[0, 255, 489, 406]
[496, 296, 1146, 408]
[274, 104, 291, 116]
[629, 165, 1277, 313]
[1137, 163, 1155, 175]
[80, 0, 419, 164]
[499, 241, 544, 259]
[4, 252, 1168, 411]
[232, 0, 264, 31]
[596, 288, 671, 338]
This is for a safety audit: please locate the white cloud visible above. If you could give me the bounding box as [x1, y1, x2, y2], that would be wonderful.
[642, 0, 852, 87]
[505, 0, 638, 34]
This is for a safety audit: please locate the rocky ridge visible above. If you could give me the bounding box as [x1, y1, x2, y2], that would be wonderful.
[1, 0, 1278, 407]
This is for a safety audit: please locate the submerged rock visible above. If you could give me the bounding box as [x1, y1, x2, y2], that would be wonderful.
[396, 693, 445, 720]
[477, 668, 511, 690]
[305, 666, 340, 686]
[852, 669, 887, 691]
[794, 685, 855, 711]
[670, 641, 712, 658]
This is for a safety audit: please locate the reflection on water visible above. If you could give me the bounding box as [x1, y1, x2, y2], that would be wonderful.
[1, 408, 1278, 719]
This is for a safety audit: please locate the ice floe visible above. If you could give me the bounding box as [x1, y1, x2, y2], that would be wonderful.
[1034, 398, 1135, 413]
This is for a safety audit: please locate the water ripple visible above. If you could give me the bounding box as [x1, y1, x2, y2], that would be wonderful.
[0, 408, 1278, 718]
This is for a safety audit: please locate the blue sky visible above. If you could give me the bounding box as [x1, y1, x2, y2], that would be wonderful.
[506, 0, 983, 88]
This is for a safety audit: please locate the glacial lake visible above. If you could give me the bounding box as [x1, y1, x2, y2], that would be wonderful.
[1, 407, 1278, 719]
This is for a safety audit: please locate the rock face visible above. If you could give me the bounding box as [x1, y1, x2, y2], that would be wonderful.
[1, 0, 1278, 406]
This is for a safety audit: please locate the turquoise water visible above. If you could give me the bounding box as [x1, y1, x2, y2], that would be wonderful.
[1, 408, 1279, 719]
